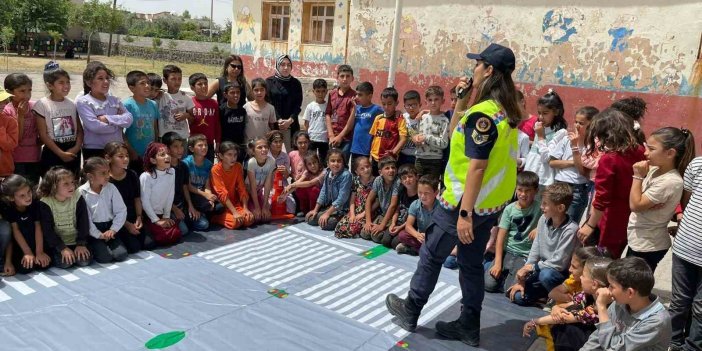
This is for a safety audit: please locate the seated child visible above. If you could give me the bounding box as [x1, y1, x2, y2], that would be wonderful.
[247, 137, 276, 224]
[289, 131, 312, 182]
[484, 171, 541, 293]
[1, 175, 50, 274]
[580, 257, 672, 350]
[335, 156, 376, 238]
[78, 157, 129, 263]
[381, 163, 418, 248]
[285, 153, 324, 214]
[38, 167, 92, 269]
[161, 132, 207, 235]
[523, 257, 613, 351]
[549, 246, 611, 305]
[140, 142, 181, 245]
[361, 156, 401, 241]
[306, 149, 352, 231]
[210, 142, 254, 229]
[396, 174, 440, 255]
[183, 134, 219, 226]
[268, 130, 295, 214]
[508, 183, 579, 306]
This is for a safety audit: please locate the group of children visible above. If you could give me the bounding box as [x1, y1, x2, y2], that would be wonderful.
[0, 56, 698, 350]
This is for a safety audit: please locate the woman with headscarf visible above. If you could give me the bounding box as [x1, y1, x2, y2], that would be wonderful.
[266, 54, 303, 149]
[208, 54, 253, 108]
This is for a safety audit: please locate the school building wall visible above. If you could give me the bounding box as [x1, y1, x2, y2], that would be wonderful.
[231, 0, 702, 138]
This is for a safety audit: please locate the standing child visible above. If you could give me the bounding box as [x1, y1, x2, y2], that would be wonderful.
[34, 62, 83, 176]
[414, 86, 450, 178]
[335, 156, 375, 239]
[484, 171, 541, 293]
[517, 90, 539, 143]
[577, 109, 646, 258]
[361, 156, 401, 241]
[140, 142, 181, 245]
[105, 142, 152, 253]
[396, 174, 440, 255]
[381, 164, 419, 248]
[246, 137, 276, 224]
[183, 134, 218, 224]
[568, 107, 600, 206]
[189, 73, 220, 162]
[524, 89, 567, 191]
[0, 87, 18, 177]
[211, 142, 254, 229]
[38, 167, 92, 269]
[289, 131, 311, 181]
[285, 152, 324, 215]
[77, 61, 133, 159]
[268, 130, 296, 214]
[78, 157, 129, 263]
[627, 127, 694, 272]
[303, 79, 329, 162]
[369, 87, 408, 175]
[162, 132, 208, 235]
[325, 65, 356, 160]
[611, 97, 647, 145]
[306, 148, 352, 231]
[1, 175, 50, 274]
[4, 73, 41, 184]
[219, 82, 247, 155]
[399, 90, 421, 166]
[123, 70, 159, 171]
[350, 82, 383, 161]
[244, 78, 277, 143]
[159, 65, 193, 139]
[581, 257, 671, 350]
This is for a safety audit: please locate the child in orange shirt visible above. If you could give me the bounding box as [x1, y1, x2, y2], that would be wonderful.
[210, 142, 254, 229]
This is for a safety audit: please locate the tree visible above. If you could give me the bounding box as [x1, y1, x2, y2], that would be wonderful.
[70, 0, 122, 62]
[151, 37, 162, 68]
[219, 19, 232, 43]
[0, 27, 15, 71]
[12, 0, 70, 55]
[47, 30, 62, 61]
[182, 10, 191, 19]
[122, 35, 135, 72]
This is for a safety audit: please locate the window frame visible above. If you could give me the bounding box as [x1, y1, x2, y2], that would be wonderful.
[303, 2, 335, 45]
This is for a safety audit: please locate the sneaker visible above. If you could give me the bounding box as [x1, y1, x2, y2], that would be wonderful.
[435, 319, 480, 347]
[396, 243, 418, 256]
[385, 294, 418, 332]
[443, 255, 458, 269]
[296, 212, 305, 218]
[542, 298, 555, 312]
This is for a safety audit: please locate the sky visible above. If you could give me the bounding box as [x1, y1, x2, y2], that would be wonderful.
[105, 0, 234, 26]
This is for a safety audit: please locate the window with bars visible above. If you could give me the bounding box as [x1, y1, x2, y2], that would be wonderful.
[303, 3, 335, 44]
[262, 3, 291, 41]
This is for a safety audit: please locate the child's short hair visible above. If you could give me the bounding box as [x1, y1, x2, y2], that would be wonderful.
[162, 65, 182, 80]
[38, 166, 74, 198]
[574, 246, 611, 263]
[356, 81, 373, 94]
[162, 131, 185, 148]
[218, 141, 239, 155]
[585, 257, 613, 287]
[147, 73, 162, 89]
[381, 87, 399, 101]
[126, 70, 148, 87]
[516, 171, 539, 189]
[352, 156, 371, 173]
[4, 73, 32, 91]
[398, 163, 417, 177]
[223, 81, 241, 94]
[403, 90, 420, 102]
[576, 106, 599, 120]
[425, 86, 444, 99]
[312, 79, 328, 90]
[418, 174, 439, 191]
[542, 183, 573, 209]
[337, 64, 353, 76]
[188, 73, 208, 87]
[606, 256, 655, 296]
[378, 156, 397, 170]
[188, 134, 207, 149]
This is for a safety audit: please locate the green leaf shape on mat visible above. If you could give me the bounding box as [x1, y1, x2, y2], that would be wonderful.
[360, 245, 390, 259]
[145, 331, 186, 349]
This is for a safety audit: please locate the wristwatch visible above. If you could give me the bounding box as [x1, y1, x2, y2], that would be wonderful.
[459, 209, 470, 218]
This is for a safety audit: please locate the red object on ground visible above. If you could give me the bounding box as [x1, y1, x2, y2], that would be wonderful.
[270, 170, 294, 221]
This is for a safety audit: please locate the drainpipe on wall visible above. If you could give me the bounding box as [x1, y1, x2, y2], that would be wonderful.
[387, 0, 403, 88]
[230, 0, 236, 54]
[343, 0, 351, 64]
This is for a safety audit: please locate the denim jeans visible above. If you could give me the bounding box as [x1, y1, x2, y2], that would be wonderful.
[669, 254, 702, 350]
[561, 182, 590, 224]
[484, 251, 527, 293]
[512, 265, 567, 306]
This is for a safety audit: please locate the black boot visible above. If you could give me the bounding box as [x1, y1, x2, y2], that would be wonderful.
[435, 311, 480, 346]
[385, 294, 419, 332]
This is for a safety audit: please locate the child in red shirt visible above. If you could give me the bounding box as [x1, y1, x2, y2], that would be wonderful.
[369, 87, 407, 175]
[0, 88, 18, 177]
[189, 73, 220, 162]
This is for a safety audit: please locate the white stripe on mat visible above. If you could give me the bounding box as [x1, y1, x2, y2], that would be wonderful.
[29, 272, 59, 288]
[296, 260, 377, 297]
[246, 243, 331, 279]
[330, 271, 412, 312]
[218, 236, 309, 266]
[48, 268, 80, 282]
[270, 253, 352, 286]
[314, 265, 398, 305]
[197, 229, 285, 257]
[346, 279, 410, 319]
[302, 262, 385, 300]
[209, 233, 298, 263]
[287, 226, 366, 253]
[226, 239, 320, 270]
[78, 267, 100, 276]
[358, 282, 446, 324]
[0, 289, 11, 302]
[96, 263, 119, 270]
[2, 277, 36, 295]
[255, 246, 340, 282]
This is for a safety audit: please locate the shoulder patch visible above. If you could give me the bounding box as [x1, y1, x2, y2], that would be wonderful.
[472, 130, 489, 145]
[475, 116, 492, 133]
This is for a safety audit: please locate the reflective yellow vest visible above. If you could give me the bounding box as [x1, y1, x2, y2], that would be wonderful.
[440, 99, 518, 215]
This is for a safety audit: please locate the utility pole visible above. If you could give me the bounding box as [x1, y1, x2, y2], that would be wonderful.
[107, 0, 117, 57]
[209, 0, 214, 40]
